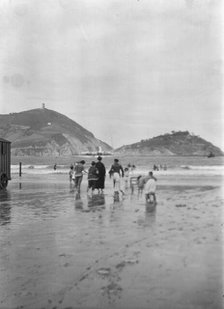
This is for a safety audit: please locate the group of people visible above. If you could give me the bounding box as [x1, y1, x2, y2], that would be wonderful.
[153, 164, 167, 171]
[69, 157, 157, 203]
[69, 156, 106, 193]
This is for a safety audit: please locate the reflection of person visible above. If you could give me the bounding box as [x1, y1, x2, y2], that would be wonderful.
[74, 160, 86, 193]
[74, 192, 83, 209]
[88, 194, 105, 208]
[113, 191, 120, 203]
[0, 191, 11, 225]
[87, 161, 98, 193]
[145, 172, 157, 203]
[95, 156, 106, 193]
[109, 159, 124, 194]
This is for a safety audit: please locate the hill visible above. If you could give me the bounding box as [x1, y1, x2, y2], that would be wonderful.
[115, 131, 223, 156]
[0, 108, 112, 156]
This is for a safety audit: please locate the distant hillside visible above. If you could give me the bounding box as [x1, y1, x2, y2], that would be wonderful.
[115, 131, 223, 156]
[0, 108, 112, 156]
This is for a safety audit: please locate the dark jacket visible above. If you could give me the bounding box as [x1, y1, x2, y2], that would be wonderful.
[88, 166, 98, 180]
[95, 161, 106, 177]
[109, 162, 124, 177]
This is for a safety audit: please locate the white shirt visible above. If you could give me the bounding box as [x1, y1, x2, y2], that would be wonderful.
[145, 178, 156, 193]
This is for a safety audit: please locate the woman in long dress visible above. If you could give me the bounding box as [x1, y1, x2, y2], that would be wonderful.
[95, 156, 106, 193]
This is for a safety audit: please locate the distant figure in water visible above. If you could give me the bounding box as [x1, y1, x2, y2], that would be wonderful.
[95, 156, 106, 194]
[153, 164, 159, 171]
[128, 163, 136, 176]
[54, 164, 57, 171]
[109, 159, 124, 196]
[69, 165, 74, 182]
[145, 171, 157, 203]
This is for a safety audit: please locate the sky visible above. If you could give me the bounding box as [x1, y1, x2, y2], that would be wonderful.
[0, 0, 223, 149]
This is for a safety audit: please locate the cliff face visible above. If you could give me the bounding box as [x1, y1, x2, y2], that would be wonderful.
[115, 131, 223, 156]
[0, 108, 112, 156]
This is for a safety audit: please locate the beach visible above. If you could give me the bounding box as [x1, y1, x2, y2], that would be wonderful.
[0, 163, 223, 309]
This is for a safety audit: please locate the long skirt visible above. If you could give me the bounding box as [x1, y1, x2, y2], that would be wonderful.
[96, 176, 105, 189]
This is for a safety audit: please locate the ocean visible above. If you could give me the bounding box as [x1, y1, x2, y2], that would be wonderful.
[11, 155, 224, 177]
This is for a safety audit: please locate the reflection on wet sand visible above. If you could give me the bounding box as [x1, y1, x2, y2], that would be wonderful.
[87, 194, 105, 208]
[113, 191, 125, 204]
[144, 204, 156, 228]
[74, 192, 83, 209]
[145, 200, 157, 212]
[0, 190, 11, 225]
[0, 174, 222, 309]
[113, 191, 120, 203]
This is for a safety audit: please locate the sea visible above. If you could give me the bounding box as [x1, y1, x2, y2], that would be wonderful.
[10, 155, 224, 177]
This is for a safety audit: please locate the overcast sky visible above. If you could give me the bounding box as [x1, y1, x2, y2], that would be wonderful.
[0, 0, 223, 149]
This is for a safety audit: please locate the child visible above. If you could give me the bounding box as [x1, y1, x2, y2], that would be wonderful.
[69, 165, 74, 182]
[124, 167, 130, 189]
[137, 175, 145, 195]
[145, 171, 157, 203]
[87, 161, 98, 193]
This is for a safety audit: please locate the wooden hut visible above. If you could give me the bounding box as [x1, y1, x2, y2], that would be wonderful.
[0, 138, 11, 189]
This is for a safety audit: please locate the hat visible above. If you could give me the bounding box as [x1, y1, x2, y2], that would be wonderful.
[80, 160, 85, 164]
[97, 156, 102, 161]
[114, 159, 119, 162]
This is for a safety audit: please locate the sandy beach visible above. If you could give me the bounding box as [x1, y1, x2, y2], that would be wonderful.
[0, 172, 223, 309]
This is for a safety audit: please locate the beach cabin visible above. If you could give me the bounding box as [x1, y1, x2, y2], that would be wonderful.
[0, 138, 11, 189]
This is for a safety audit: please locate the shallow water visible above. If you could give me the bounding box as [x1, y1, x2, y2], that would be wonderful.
[11, 155, 224, 177]
[0, 174, 223, 309]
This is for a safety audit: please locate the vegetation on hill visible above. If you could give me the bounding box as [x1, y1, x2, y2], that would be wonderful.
[1, 109, 222, 157]
[115, 131, 223, 156]
[0, 108, 112, 156]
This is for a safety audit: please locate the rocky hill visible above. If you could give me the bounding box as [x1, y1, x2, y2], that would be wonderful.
[115, 131, 223, 156]
[0, 108, 112, 156]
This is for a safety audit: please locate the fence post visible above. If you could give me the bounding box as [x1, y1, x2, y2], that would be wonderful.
[19, 162, 22, 177]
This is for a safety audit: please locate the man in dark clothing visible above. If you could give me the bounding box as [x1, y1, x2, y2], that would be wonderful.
[95, 156, 106, 193]
[109, 159, 124, 194]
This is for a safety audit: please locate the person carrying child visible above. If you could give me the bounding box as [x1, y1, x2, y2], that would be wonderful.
[87, 161, 99, 193]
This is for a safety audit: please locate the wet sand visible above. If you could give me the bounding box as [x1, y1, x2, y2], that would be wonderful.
[0, 174, 223, 309]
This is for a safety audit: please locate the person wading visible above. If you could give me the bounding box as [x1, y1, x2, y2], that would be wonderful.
[95, 156, 106, 194]
[87, 161, 98, 194]
[145, 171, 157, 203]
[74, 160, 86, 193]
[109, 159, 124, 195]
